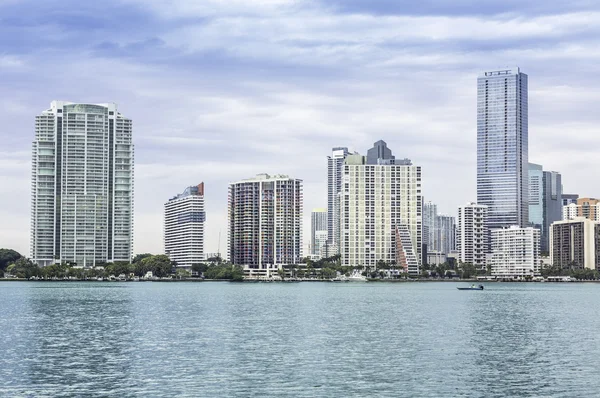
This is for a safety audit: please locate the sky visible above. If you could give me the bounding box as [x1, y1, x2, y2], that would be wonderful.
[1, 0, 600, 257]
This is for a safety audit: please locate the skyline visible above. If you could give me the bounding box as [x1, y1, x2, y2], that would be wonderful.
[2, 1, 600, 257]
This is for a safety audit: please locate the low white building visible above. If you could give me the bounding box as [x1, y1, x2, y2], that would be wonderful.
[490, 226, 541, 278]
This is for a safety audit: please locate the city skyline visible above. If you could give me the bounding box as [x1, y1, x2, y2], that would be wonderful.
[2, 1, 600, 257]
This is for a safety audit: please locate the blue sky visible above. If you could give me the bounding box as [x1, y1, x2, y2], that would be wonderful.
[1, 0, 600, 256]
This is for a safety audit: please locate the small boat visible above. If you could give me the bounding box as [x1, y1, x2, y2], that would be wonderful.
[348, 271, 367, 282]
[457, 284, 484, 291]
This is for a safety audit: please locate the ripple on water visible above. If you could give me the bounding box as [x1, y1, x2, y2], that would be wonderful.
[1, 281, 600, 397]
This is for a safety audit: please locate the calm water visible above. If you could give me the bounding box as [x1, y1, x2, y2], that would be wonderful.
[1, 281, 600, 397]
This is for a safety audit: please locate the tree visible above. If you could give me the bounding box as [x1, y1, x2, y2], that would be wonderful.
[7, 257, 40, 279]
[141, 255, 173, 277]
[0, 249, 22, 271]
[458, 262, 477, 279]
[132, 253, 153, 264]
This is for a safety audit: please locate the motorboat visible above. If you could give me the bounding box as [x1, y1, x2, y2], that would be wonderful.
[457, 284, 484, 290]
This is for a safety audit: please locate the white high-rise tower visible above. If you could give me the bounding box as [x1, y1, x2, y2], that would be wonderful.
[30, 101, 134, 267]
[164, 183, 205, 268]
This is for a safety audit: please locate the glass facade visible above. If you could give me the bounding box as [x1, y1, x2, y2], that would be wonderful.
[477, 67, 528, 230]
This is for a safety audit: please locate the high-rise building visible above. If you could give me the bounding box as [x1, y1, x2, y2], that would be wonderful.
[436, 215, 456, 255]
[528, 163, 562, 253]
[340, 142, 422, 274]
[550, 218, 600, 270]
[30, 101, 133, 267]
[562, 193, 579, 206]
[228, 174, 302, 276]
[477, 67, 528, 230]
[457, 203, 488, 269]
[311, 208, 328, 255]
[491, 226, 541, 278]
[563, 198, 600, 221]
[423, 201, 437, 251]
[164, 183, 205, 268]
[327, 147, 350, 250]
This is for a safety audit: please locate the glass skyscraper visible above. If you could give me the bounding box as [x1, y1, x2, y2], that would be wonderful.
[477, 67, 528, 230]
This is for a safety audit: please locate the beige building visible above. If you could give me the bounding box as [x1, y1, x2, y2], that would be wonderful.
[562, 198, 600, 221]
[340, 142, 422, 275]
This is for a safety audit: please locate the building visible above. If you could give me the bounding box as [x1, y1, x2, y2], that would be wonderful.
[562, 193, 579, 206]
[563, 198, 600, 221]
[164, 183, 205, 268]
[327, 147, 350, 251]
[477, 67, 528, 230]
[436, 215, 456, 255]
[310, 208, 328, 255]
[30, 101, 133, 267]
[528, 163, 562, 253]
[427, 251, 447, 267]
[423, 201, 437, 251]
[457, 203, 488, 269]
[367, 140, 395, 164]
[550, 218, 600, 270]
[228, 174, 302, 276]
[340, 141, 422, 274]
[490, 226, 541, 278]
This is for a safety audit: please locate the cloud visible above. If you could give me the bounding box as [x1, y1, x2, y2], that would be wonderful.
[0, 0, 600, 256]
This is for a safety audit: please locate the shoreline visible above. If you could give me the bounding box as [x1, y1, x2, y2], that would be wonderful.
[1, 278, 597, 283]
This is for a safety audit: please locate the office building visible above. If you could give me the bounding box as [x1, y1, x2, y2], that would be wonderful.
[423, 201, 437, 251]
[164, 183, 205, 268]
[477, 67, 528, 230]
[311, 208, 328, 255]
[228, 174, 302, 276]
[550, 218, 600, 270]
[327, 147, 350, 251]
[30, 101, 133, 267]
[457, 203, 488, 269]
[340, 141, 422, 274]
[528, 163, 562, 252]
[490, 226, 541, 278]
[563, 198, 600, 221]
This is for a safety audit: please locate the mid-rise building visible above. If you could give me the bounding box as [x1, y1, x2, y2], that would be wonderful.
[563, 198, 600, 221]
[562, 193, 579, 206]
[457, 203, 488, 269]
[327, 147, 350, 250]
[228, 174, 302, 276]
[528, 163, 562, 253]
[550, 218, 600, 270]
[310, 208, 328, 255]
[164, 183, 205, 268]
[477, 67, 528, 230]
[490, 226, 541, 278]
[340, 142, 422, 274]
[30, 101, 133, 267]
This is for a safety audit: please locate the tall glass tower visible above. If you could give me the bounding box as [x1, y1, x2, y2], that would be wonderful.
[477, 67, 528, 230]
[30, 101, 134, 267]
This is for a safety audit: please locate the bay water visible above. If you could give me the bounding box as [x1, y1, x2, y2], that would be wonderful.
[1, 281, 600, 397]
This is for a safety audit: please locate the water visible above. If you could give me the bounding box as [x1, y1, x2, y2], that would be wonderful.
[1, 281, 600, 397]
